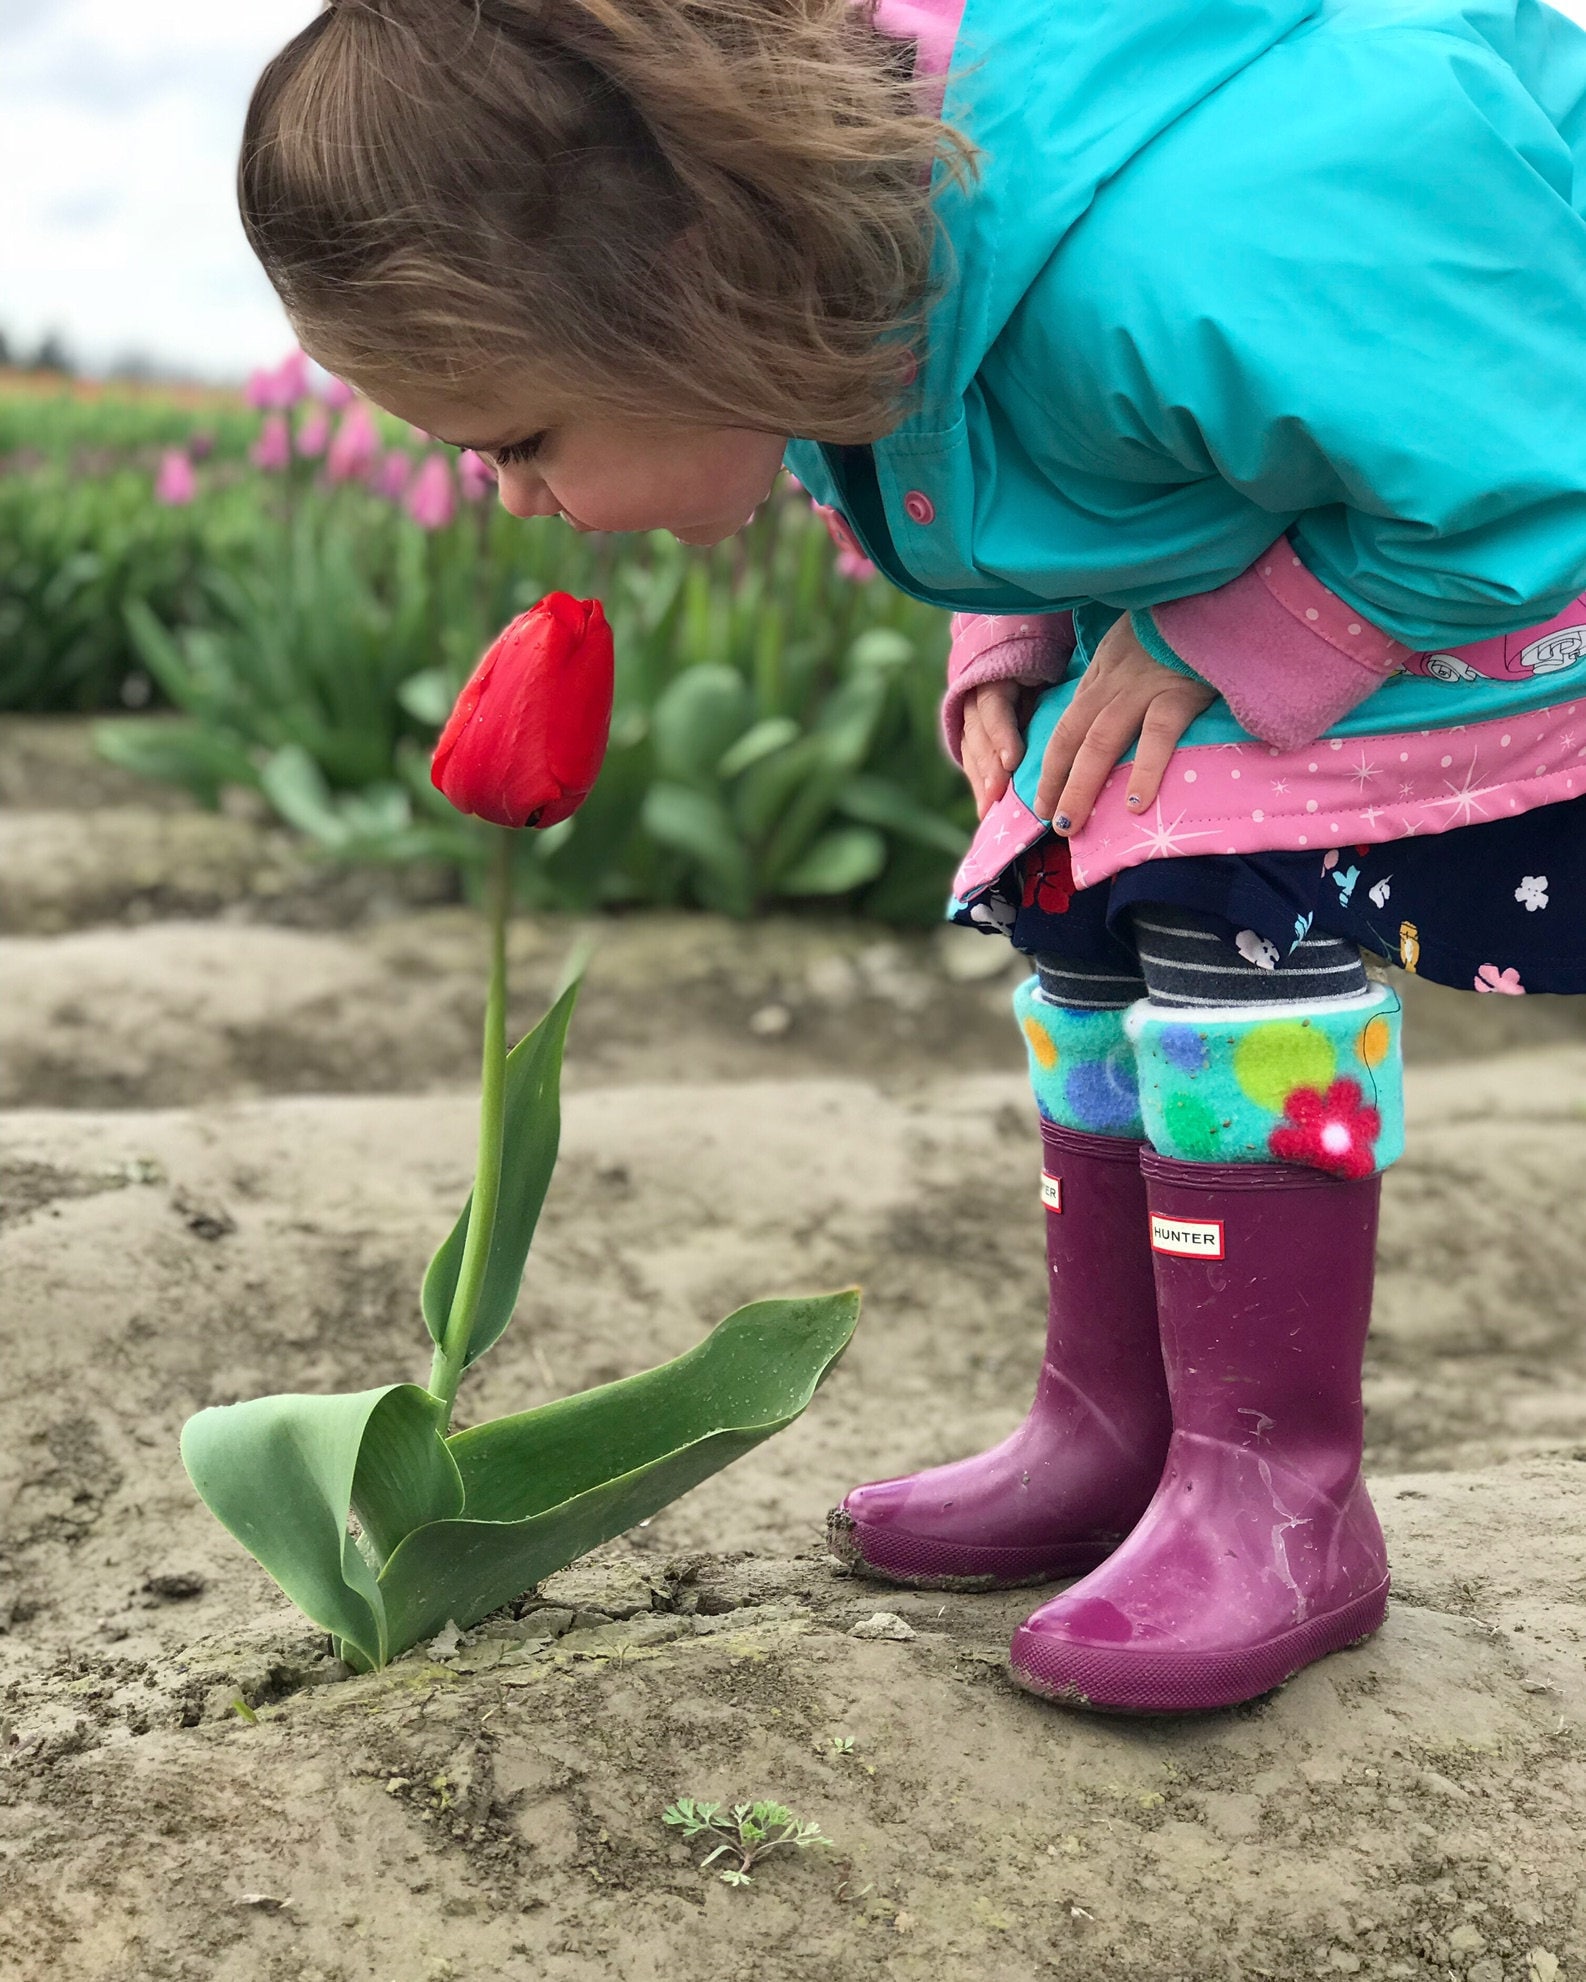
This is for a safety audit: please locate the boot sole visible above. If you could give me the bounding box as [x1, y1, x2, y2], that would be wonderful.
[1007, 1577, 1391, 1714]
[827, 1505, 1119, 1594]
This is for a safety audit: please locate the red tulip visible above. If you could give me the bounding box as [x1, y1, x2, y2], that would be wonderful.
[431, 594, 614, 828]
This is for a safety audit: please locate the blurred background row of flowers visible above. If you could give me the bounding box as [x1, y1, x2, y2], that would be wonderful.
[0, 349, 965, 920]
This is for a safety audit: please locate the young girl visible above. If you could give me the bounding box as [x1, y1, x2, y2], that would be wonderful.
[241, 0, 1586, 1713]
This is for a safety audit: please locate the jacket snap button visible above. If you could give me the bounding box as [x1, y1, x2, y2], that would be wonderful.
[902, 489, 935, 525]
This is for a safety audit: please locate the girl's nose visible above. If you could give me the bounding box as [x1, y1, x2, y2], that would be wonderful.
[496, 466, 561, 520]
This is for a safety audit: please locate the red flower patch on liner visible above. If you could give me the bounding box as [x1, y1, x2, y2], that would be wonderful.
[1268, 1078, 1380, 1180]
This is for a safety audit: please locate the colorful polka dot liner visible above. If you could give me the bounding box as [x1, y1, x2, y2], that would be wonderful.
[1128, 988, 1403, 1177]
[1013, 979, 1146, 1141]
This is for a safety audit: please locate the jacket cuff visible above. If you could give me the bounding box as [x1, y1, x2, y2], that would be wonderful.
[1129, 609, 1209, 682]
[1140, 541, 1414, 751]
[941, 611, 1076, 764]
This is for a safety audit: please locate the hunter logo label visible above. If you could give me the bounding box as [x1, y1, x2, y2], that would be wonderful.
[1040, 1173, 1063, 1213]
[1150, 1213, 1225, 1259]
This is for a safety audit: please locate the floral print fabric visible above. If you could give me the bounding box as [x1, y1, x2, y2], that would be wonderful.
[955, 790, 1586, 998]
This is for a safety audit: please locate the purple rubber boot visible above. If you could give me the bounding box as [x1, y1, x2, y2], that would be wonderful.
[828, 1120, 1171, 1589]
[1009, 1151, 1391, 1712]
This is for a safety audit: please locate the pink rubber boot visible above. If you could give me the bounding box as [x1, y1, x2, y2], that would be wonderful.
[828, 1121, 1171, 1589]
[1009, 1152, 1390, 1711]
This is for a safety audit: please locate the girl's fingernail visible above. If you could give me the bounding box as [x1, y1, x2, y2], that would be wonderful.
[1053, 813, 1072, 832]
[1126, 793, 1143, 809]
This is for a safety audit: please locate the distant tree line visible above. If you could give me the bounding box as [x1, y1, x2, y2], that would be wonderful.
[0, 326, 77, 374]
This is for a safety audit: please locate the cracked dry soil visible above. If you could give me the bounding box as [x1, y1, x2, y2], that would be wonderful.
[2, 715, 1585, 1982]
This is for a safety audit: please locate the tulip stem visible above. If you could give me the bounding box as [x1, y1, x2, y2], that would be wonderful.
[429, 828, 514, 1427]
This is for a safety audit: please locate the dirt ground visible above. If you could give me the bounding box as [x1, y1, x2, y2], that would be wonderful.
[3, 716, 1585, 1982]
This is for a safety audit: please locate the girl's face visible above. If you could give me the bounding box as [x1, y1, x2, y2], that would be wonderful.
[367, 375, 789, 545]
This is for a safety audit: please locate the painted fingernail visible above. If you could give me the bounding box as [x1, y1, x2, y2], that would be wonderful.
[1053, 813, 1072, 832]
[1126, 793, 1143, 809]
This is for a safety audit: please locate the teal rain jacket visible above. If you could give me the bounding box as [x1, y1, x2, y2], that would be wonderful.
[785, 0, 1586, 661]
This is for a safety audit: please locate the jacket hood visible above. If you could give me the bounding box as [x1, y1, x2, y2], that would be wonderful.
[903, 0, 1320, 432]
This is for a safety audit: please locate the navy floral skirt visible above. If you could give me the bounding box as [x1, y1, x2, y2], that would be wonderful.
[958, 790, 1586, 996]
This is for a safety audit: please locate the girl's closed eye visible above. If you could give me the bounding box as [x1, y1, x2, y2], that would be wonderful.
[491, 432, 548, 468]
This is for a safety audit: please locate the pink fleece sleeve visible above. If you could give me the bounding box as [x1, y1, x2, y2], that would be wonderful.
[1138, 540, 1414, 752]
[941, 610, 1077, 764]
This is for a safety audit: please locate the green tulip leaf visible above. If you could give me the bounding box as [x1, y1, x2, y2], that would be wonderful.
[260, 743, 350, 849]
[351, 1385, 467, 1562]
[183, 1292, 859, 1672]
[180, 1382, 459, 1671]
[421, 979, 580, 1369]
[397, 667, 456, 725]
[847, 627, 915, 671]
[124, 595, 203, 707]
[94, 718, 260, 809]
[377, 1290, 861, 1658]
[650, 663, 753, 782]
[730, 734, 826, 843]
[717, 715, 800, 782]
[780, 825, 888, 896]
[640, 782, 756, 916]
[837, 774, 968, 856]
[814, 671, 891, 770]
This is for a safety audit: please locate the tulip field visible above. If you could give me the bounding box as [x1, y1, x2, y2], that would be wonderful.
[8, 354, 1586, 1981]
[0, 360, 969, 920]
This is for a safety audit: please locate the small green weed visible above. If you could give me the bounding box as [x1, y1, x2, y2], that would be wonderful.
[663, 1797, 832, 1887]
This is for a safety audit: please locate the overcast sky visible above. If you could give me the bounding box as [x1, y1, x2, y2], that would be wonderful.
[6, 0, 1586, 382]
[0, 0, 315, 381]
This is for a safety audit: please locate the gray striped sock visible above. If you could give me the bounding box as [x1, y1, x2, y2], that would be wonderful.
[1033, 951, 1149, 1012]
[1129, 906, 1367, 1007]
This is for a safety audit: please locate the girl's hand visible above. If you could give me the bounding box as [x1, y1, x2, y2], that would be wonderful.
[1035, 616, 1217, 834]
[960, 678, 1032, 820]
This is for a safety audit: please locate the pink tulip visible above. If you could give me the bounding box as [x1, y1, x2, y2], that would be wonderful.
[244, 349, 313, 411]
[320, 374, 357, 410]
[457, 449, 496, 503]
[250, 412, 292, 472]
[812, 500, 877, 582]
[834, 545, 878, 582]
[277, 350, 313, 407]
[372, 450, 414, 501]
[296, 407, 330, 459]
[154, 449, 197, 506]
[326, 403, 379, 484]
[406, 454, 457, 530]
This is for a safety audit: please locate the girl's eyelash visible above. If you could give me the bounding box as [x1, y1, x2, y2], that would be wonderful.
[491, 432, 548, 467]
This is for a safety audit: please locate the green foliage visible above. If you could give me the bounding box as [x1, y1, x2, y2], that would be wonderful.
[180, 974, 862, 1670]
[184, 1295, 858, 1672]
[6, 385, 973, 919]
[0, 465, 258, 711]
[662, 1799, 834, 1886]
[0, 384, 259, 461]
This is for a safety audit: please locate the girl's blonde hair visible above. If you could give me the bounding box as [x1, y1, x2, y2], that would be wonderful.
[240, 0, 973, 442]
